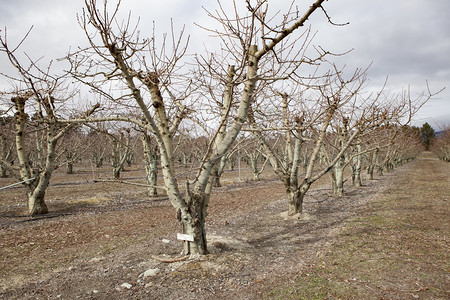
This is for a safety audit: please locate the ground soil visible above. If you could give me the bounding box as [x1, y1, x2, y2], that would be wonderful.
[0, 152, 448, 299]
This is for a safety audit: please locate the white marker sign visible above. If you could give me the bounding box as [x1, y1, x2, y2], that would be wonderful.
[177, 233, 194, 242]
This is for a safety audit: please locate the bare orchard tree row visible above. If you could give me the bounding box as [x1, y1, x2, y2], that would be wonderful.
[0, 0, 437, 255]
[0, 27, 102, 214]
[431, 127, 450, 162]
[244, 62, 435, 216]
[59, 0, 334, 255]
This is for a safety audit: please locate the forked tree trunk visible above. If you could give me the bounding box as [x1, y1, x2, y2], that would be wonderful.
[13, 96, 51, 216]
[27, 177, 49, 215]
[28, 194, 48, 215]
[248, 152, 264, 181]
[179, 190, 209, 255]
[287, 189, 303, 215]
[286, 183, 309, 216]
[112, 167, 121, 179]
[92, 150, 104, 167]
[376, 165, 383, 176]
[111, 136, 129, 179]
[26, 133, 58, 215]
[181, 153, 189, 168]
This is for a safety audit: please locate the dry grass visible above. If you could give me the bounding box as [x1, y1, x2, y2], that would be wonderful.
[0, 154, 448, 299]
[268, 152, 449, 299]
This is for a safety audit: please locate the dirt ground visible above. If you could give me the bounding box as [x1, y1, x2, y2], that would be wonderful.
[0, 152, 448, 299]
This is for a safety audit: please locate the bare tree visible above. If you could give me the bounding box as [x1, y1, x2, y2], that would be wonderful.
[59, 127, 92, 174]
[0, 28, 100, 215]
[243, 139, 269, 181]
[66, 0, 331, 254]
[108, 128, 133, 179]
[432, 127, 450, 162]
[248, 66, 372, 215]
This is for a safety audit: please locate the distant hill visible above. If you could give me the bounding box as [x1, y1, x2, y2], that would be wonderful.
[435, 130, 446, 137]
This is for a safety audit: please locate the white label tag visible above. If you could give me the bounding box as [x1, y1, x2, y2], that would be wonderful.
[177, 233, 194, 242]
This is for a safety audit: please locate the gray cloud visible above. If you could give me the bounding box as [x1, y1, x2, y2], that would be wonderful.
[1, 0, 448, 128]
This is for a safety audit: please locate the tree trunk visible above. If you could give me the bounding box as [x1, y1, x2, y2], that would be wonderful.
[249, 153, 260, 181]
[182, 153, 189, 168]
[227, 157, 235, 171]
[66, 162, 73, 174]
[26, 168, 52, 215]
[333, 164, 344, 196]
[143, 134, 158, 197]
[352, 168, 362, 187]
[287, 183, 309, 216]
[366, 165, 374, 180]
[211, 155, 227, 187]
[376, 165, 383, 176]
[211, 167, 222, 187]
[28, 189, 49, 215]
[111, 141, 128, 179]
[352, 163, 362, 187]
[112, 167, 121, 179]
[180, 190, 209, 255]
[252, 170, 260, 181]
[366, 148, 378, 180]
[0, 166, 6, 178]
[287, 188, 304, 216]
[146, 162, 158, 197]
[93, 151, 104, 167]
[126, 152, 133, 167]
[0, 135, 11, 178]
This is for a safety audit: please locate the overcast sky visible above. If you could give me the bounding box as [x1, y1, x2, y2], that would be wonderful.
[1, 0, 449, 129]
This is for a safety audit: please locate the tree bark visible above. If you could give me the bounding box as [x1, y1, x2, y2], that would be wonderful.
[66, 162, 73, 174]
[0, 135, 12, 178]
[287, 188, 303, 215]
[333, 163, 344, 196]
[143, 134, 158, 197]
[366, 147, 378, 180]
[27, 172, 50, 215]
[211, 167, 222, 187]
[287, 183, 310, 216]
[250, 154, 260, 181]
[351, 141, 362, 187]
[110, 132, 130, 179]
[352, 164, 362, 187]
[366, 165, 374, 180]
[180, 188, 209, 255]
